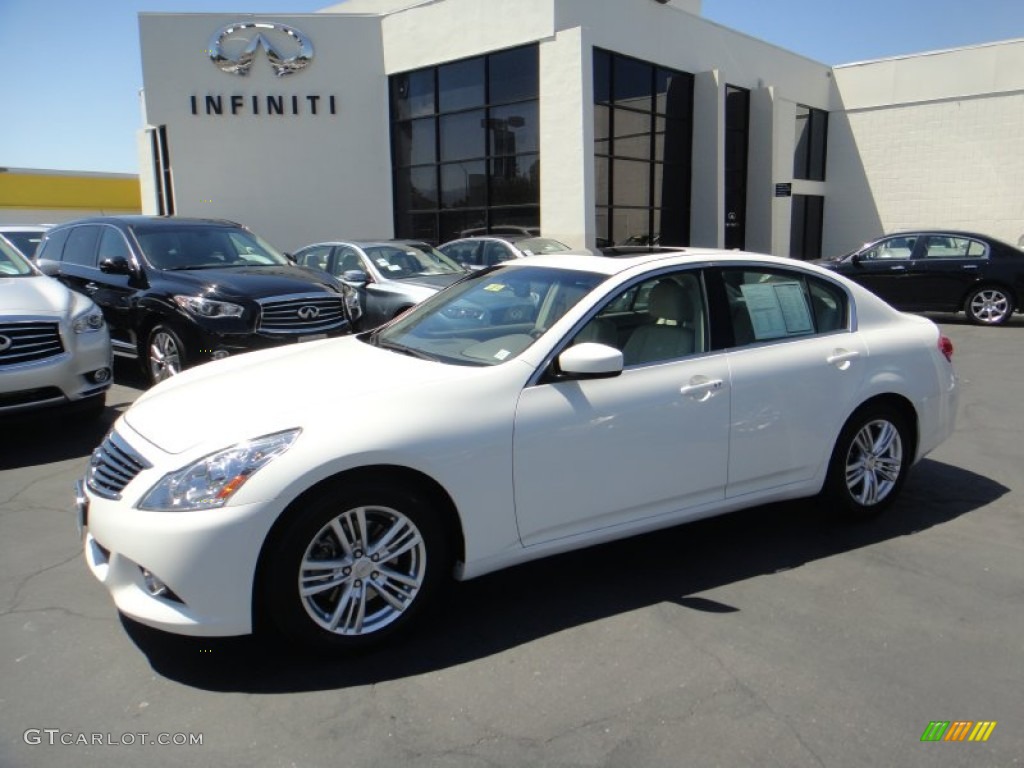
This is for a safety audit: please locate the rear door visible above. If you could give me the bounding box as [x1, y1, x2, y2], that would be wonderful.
[716, 266, 867, 497]
[902, 235, 988, 310]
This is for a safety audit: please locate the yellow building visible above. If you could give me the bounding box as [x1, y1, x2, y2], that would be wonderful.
[0, 167, 140, 225]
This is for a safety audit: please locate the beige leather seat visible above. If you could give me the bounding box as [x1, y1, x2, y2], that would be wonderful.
[623, 280, 694, 365]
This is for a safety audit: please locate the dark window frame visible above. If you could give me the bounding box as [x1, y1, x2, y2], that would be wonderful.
[794, 104, 828, 182]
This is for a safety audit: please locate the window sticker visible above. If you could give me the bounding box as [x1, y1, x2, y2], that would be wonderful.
[740, 281, 813, 340]
[377, 258, 390, 267]
[494, 349, 511, 360]
[484, 283, 506, 292]
[387, 264, 403, 272]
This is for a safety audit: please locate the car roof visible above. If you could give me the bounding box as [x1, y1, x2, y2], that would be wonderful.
[506, 248, 833, 277]
[51, 215, 243, 229]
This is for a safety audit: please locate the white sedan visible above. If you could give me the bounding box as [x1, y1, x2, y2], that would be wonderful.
[77, 250, 958, 650]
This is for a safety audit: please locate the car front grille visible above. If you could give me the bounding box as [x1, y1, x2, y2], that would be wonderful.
[257, 294, 347, 334]
[86, 431, 152, 500]
[0, 322, 64, 366]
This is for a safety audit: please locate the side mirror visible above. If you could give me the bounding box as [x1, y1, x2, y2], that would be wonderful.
[850, 253, 862, 267]
[36, 259, 60, 276]
[99, 256, 133, 275]
[557, 343, 623, 379]
[341, 269, 369, 286]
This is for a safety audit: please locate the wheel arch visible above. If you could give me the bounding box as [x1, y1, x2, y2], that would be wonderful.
[838, 393, 919, 463]
[251, 464, 465, 632]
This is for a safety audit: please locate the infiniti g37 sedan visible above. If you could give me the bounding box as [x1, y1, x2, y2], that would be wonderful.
[77, 250, 958, 650]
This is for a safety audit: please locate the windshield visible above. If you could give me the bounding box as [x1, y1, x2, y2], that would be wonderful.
[370, 263, 605, 366]
[2, 231, 44, 258]
[0, 239, 36, 276]
[133, 226, 291, 270]
[514, 237, 571, 255]
[362, 244, 465, 278]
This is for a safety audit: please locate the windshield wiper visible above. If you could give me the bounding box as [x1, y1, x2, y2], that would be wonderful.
[375, 338, 440, 361]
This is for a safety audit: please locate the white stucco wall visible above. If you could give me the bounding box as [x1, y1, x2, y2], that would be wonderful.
[826, 40, 1024, 255]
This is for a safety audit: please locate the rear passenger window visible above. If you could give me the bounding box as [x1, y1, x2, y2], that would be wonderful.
[36, 228, 71, 262]
[724, 269, 847, 346]
[62, 226, 101, 267]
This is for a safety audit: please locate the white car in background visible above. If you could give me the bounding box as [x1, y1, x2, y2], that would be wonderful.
[0, 237, 112, 418]
[77, 249, 957, 651]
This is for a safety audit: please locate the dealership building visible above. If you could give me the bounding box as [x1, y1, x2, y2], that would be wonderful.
[136, 0, 1024, 256]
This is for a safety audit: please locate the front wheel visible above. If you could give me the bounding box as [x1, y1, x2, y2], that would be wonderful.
[146, 324, 187, 385]
[964, 286, 1014, 325]
[263, 482, 449, 651]
[824, 405, 911, 518]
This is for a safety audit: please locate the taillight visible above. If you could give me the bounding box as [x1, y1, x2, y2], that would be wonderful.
[938, 335, 954, 362]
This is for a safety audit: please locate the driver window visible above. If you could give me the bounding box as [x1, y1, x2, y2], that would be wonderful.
[98, 227, 131, 263]
[573, 271, 706, 366]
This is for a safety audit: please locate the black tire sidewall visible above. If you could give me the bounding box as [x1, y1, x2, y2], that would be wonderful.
[263, 481, 449, 651]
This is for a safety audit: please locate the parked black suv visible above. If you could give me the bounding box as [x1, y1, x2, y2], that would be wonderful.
[36, 216, 354, 383]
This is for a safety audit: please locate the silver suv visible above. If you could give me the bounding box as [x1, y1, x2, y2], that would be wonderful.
[0, 238, 112, 418]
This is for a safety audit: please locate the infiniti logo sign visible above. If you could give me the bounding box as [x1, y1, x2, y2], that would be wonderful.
[297, 306, 320, 321]
[208, 21, 313, 77]
[0, 335, 11, 353]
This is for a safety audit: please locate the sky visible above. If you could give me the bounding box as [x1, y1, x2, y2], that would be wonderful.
[1, 0, 1022, 175]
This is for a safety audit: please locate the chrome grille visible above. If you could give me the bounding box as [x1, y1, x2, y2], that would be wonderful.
[86, 431, 152, 500]
[257, 293, 347, 334]
[0, 322, 64, 366]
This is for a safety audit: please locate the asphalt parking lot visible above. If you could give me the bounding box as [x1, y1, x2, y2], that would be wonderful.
[2, 318, 1021, 768]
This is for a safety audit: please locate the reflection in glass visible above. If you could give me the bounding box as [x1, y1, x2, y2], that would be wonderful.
[441, 161, 487, 208]
[392, 118, 436, 167]
[490, 47, 538, 104]
[440, 110, 486, 162]
[390, 70, 435, 121]
[439, 57, 485, 112]
[490, 154, 539, 206]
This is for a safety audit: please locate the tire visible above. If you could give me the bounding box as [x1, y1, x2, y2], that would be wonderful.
[146, 324, 187, 385]
[824, 404, 911, 519]
[263, 481, 449, 651]
[964, 285, 1014, 326]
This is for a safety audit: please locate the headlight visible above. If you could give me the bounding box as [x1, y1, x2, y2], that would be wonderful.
[72, 309, 105, 333]
[173, 295, 245, 318]
[138, 429, 300, 511]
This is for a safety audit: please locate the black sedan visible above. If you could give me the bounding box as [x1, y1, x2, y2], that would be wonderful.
[815, 230, 1024, 325]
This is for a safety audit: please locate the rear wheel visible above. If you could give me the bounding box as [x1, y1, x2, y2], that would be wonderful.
[263, 481, 449, 651]
[824, 404, 911, 518]
[964, 286, 1014, 325]
[146, 324, 187, 385]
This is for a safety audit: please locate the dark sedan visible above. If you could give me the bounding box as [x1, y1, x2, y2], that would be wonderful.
[816, 230, 1024, 325]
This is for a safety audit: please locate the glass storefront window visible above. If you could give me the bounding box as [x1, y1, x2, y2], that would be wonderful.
[391, 45, 539, 243]
[594, 49, 693, 247]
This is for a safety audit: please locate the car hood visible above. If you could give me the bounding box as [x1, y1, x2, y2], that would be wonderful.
[155, 264, 341, 299]
[125, 335, 474, 455]
[0, 274, 77, 317]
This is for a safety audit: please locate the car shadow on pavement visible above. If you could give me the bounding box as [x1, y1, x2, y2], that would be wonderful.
[122, 457, 1007, 692]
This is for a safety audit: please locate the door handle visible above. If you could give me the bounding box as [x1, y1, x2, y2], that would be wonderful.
[826, 349, 860, 370]
[961, 264, 979, 271]
[888, 265, 907, 272]
[680, 376, 724, 401]
[83, 282, 100, 293]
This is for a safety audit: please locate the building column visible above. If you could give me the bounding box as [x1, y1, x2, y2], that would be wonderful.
[690, 69, 723, 248]
[538, 26, 591, 250]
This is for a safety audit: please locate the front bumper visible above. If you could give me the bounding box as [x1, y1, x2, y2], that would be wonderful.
[0, 331, 112, 415]
[76, 472, 280, 637]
